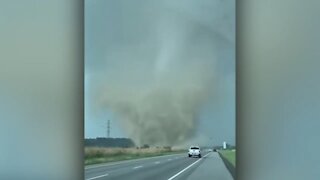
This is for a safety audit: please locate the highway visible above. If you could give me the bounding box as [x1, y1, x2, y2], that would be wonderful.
[85, 151, 233, 180]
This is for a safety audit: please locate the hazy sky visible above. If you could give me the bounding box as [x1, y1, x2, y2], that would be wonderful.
[85, 0, 235, 146]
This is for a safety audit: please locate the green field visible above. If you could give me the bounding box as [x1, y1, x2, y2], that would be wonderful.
[85, 147, 184, 165]
[219, 149, 236, 166]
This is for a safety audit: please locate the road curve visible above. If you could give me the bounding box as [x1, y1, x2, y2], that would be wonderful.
[85, 151, 233, 180]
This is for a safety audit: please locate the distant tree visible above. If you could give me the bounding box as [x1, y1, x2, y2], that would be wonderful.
[85, 137, 135, 148]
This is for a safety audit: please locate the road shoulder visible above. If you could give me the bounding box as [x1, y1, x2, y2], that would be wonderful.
[185, 152, 234, 180]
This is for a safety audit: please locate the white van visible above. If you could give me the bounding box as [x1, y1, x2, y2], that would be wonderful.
[188, 146, 201, 158]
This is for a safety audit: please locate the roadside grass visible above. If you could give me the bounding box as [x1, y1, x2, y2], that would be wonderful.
[219, 149, 236, 166]
[85, 147, 184, 165]
[218, 149, 236, 179]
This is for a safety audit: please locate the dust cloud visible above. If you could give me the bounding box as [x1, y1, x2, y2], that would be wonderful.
[100, 60, 215, 146]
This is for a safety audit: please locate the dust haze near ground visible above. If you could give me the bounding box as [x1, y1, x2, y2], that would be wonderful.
[86, 0, 235, 146]
[100, 59, 215, 146]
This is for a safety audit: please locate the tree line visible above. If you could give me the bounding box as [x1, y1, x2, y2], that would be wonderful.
[85, 137, 135, 148]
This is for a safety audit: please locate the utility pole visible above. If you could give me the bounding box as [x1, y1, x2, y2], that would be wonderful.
[107, 120, 110, 138]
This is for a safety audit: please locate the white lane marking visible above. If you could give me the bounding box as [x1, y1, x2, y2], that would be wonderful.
[155, 161, 160, 164]
[85, 153, 185, 170]
[86, 173, 109, 180]
[133, 165, 143, 169]
[168, 153, 210, 180]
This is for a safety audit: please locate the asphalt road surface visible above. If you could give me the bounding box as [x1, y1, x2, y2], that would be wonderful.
[85, 151, 233, 180]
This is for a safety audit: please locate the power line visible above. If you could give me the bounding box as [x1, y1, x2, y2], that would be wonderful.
[107, 119, 110, 138]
